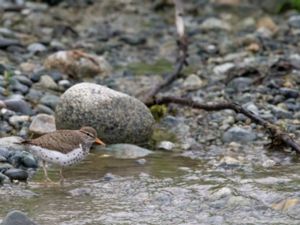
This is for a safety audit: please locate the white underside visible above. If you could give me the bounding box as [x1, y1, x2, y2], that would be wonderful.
[29, 144, 89, 167]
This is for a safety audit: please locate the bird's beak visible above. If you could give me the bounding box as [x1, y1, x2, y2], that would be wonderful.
[95, 138, 105, 146]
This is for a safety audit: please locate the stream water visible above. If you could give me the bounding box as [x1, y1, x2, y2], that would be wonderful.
[1, 150, 300, 225]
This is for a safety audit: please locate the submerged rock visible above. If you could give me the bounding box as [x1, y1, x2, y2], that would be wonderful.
[1, 210, 38, 225]
[55, 83, 154, 144]
[223, 126, 256, 143]
[3, 168, 28, 182]
[104, 144, 152, 159]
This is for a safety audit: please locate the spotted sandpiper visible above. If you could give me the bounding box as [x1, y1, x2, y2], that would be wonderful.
[21, 126, 105, 184]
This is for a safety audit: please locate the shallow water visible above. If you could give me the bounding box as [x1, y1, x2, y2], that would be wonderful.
[1, 149, 300, 225]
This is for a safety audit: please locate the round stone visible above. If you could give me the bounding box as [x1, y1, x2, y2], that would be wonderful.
[55, 83, 154, 144]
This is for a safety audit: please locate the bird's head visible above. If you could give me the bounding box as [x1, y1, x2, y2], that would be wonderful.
[79, 126, 105, 146]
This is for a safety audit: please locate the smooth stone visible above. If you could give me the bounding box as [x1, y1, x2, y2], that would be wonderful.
[0, 155, 7, 162]
[9, 151, 38, 169]
[9, 80, 29, 94]
[0, 147, 10, 158]
[35, 104, 54, 114]
[35, 75, 58, 90]
[182, 74, 203, 90]
[120, 34, 146, 45]
[47, 70, 63, 82]
[4, 168, 28, 182]
[3, 99, 32, 115]
[104, 144, 152, 159]
[0, 37, 21, 49]
[0, 172, 9, 184]
[242, 102, 259, 115]
[55, 83, 154, 144]
[15, 75, 32, 87]
[25, 89, 44, 103]
[213, 63, 235, 76]
[223, 126, 256, 143]
[27, 43, 47, 54]
[226, 77, 253, 92]
[0, 136, 26, 151]
[39, 94, 60, 109]
[200, 18, 232, 31]
[157, 141, 175, 151]
[69, 188, 92, 197]
[58, 80, 71, 89]
[288, 15, 300, 28]
[279, 88, 299, 99]
[29, 114, 56, 135]
[136, 158, 146, 165]
[218, 156, 241, 168]
[270, 105, 293, 119]
[0, 163, 13, 172]
[1, 210, 38, 225]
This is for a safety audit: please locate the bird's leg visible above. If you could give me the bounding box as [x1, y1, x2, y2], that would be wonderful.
[42, 161, 53, 183]
[59, 168, 65, 186]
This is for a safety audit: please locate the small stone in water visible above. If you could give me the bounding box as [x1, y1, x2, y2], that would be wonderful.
[157, 141, 175, 151]
[1, 210, 38, 225]
[136, 158, 146, 165]
[4, 168, 28, 182]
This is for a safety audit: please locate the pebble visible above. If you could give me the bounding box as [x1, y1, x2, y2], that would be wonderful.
[157, 141, 176, 151]
[4, 168, 29, 182]
[288, 15, 300, 28]
[35, 75, 58, 90]
[8, 115, 30, 128]
[213, 63, 235, 76]
[223, 126, 256, 143]
[27, 42, 47, 54]
[136, 158, 147, 165]
[104, 144, 152, 159]
[29, 114, 56, 135]
[39, 93, 60, 109]
[182, 74, 203, 90]
[35, 104, 55, 114]
[200, 18, 232, 31]
[3, 99, 32, 115]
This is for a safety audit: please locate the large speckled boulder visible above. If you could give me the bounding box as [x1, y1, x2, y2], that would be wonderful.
[55, 83, 154, 144]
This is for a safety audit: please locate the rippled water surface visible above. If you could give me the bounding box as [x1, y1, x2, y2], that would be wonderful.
[1, 150, 300, 225]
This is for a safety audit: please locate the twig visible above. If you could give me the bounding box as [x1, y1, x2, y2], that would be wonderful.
[141, 0, 188, 105]
[154, 96, 300, 153]
[1, 6, 25, 12]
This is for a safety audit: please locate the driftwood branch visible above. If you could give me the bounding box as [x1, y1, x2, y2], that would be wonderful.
[154, 96, 300, 153]
[142, 0, 188, 105]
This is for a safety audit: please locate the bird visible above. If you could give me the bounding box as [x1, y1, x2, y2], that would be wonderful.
[20, 126, 105, 185]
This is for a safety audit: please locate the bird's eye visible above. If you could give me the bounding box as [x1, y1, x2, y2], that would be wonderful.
[86, 132, 93, 137]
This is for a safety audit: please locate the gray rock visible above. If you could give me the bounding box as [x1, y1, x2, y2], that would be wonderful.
[29, 114, 56, 135]
[9, 80, 29, 94]
[4, 168, 28, 182]
[25, 89, 44, 103]
[157, 141, 175, 151]
[279, 88, 299, 99]
[9, 151, 38, 169]
[35, 75, 58, 90]
[288, 15, 300, 28]
[223, 126, 256, 143]
[270, 105, 293, 119]
[15, 75, 32, 87]
[40, 94, 60, 109]
[55, 83, 154, 144]
[0, 172, 9, 184]
[0, 163, 13, 171]
[182, 74, 203, 90]
[69, 188, 92, 197]
[1, 210, 38, 225]
[27, 43, 47, 54]
[3, 99, 32, 115]
[200, 18, 232, 31]
[0, 136, 26, 151]
[213, 63, 235, 76]
[242, 102, 259, 115]
[227, 77, 253, 92]
[136, 158, 146, 165]
[8, 115, 30, 128]
[35, 104, 54, 114]
[104, 144, 152, 159]
[58, 80, 71, 89]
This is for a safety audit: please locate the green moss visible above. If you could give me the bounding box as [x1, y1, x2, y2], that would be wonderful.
[127, 59, 173, 75]
[150, 105, 168, 121]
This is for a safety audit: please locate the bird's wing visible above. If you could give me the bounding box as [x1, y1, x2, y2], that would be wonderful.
[25, 130, 83, 154]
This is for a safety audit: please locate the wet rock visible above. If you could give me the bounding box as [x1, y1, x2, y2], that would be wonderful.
[0, 155, 7, 162]
[218, 156, 241, 169]
[69, 188, 92, 197]
[270, 105, 293, 119]
[182, 74, 203, 90]
[29, 114, 56, 135]
[136, 158, 146, 165]
[0, 172, 9, 184]
[27, 43, 47, 54]
[243, 102, 259, 115]
[288, 15, 300, 28]
[1, 210, 38, 225]
[3, 168, 28, 182]
[58, 80, 71, 89]
[44, 50, 111, 78]
[55, 83, 154, 144]
[15, 75, 32, 87]
[120, 34, 146, 45]
[35, 75, 58, 90]
[3, 99, 32, 115]
[9, 80, 29, 94]
[102, 172, 117, 181]
[200, 18, 232, 31]
[40, 93, 60, 109]
[25, 89, 44, 103]
[157, 141, 175, 151]
[0, 147, 10, 158]
[9, 151, 38, 169]
[47, 70, 63, 82]
[104, 144, 152, 159]
[0, 37, 21, 49]
[0, 163, 13, 172]
[223, 126, 256, 143]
